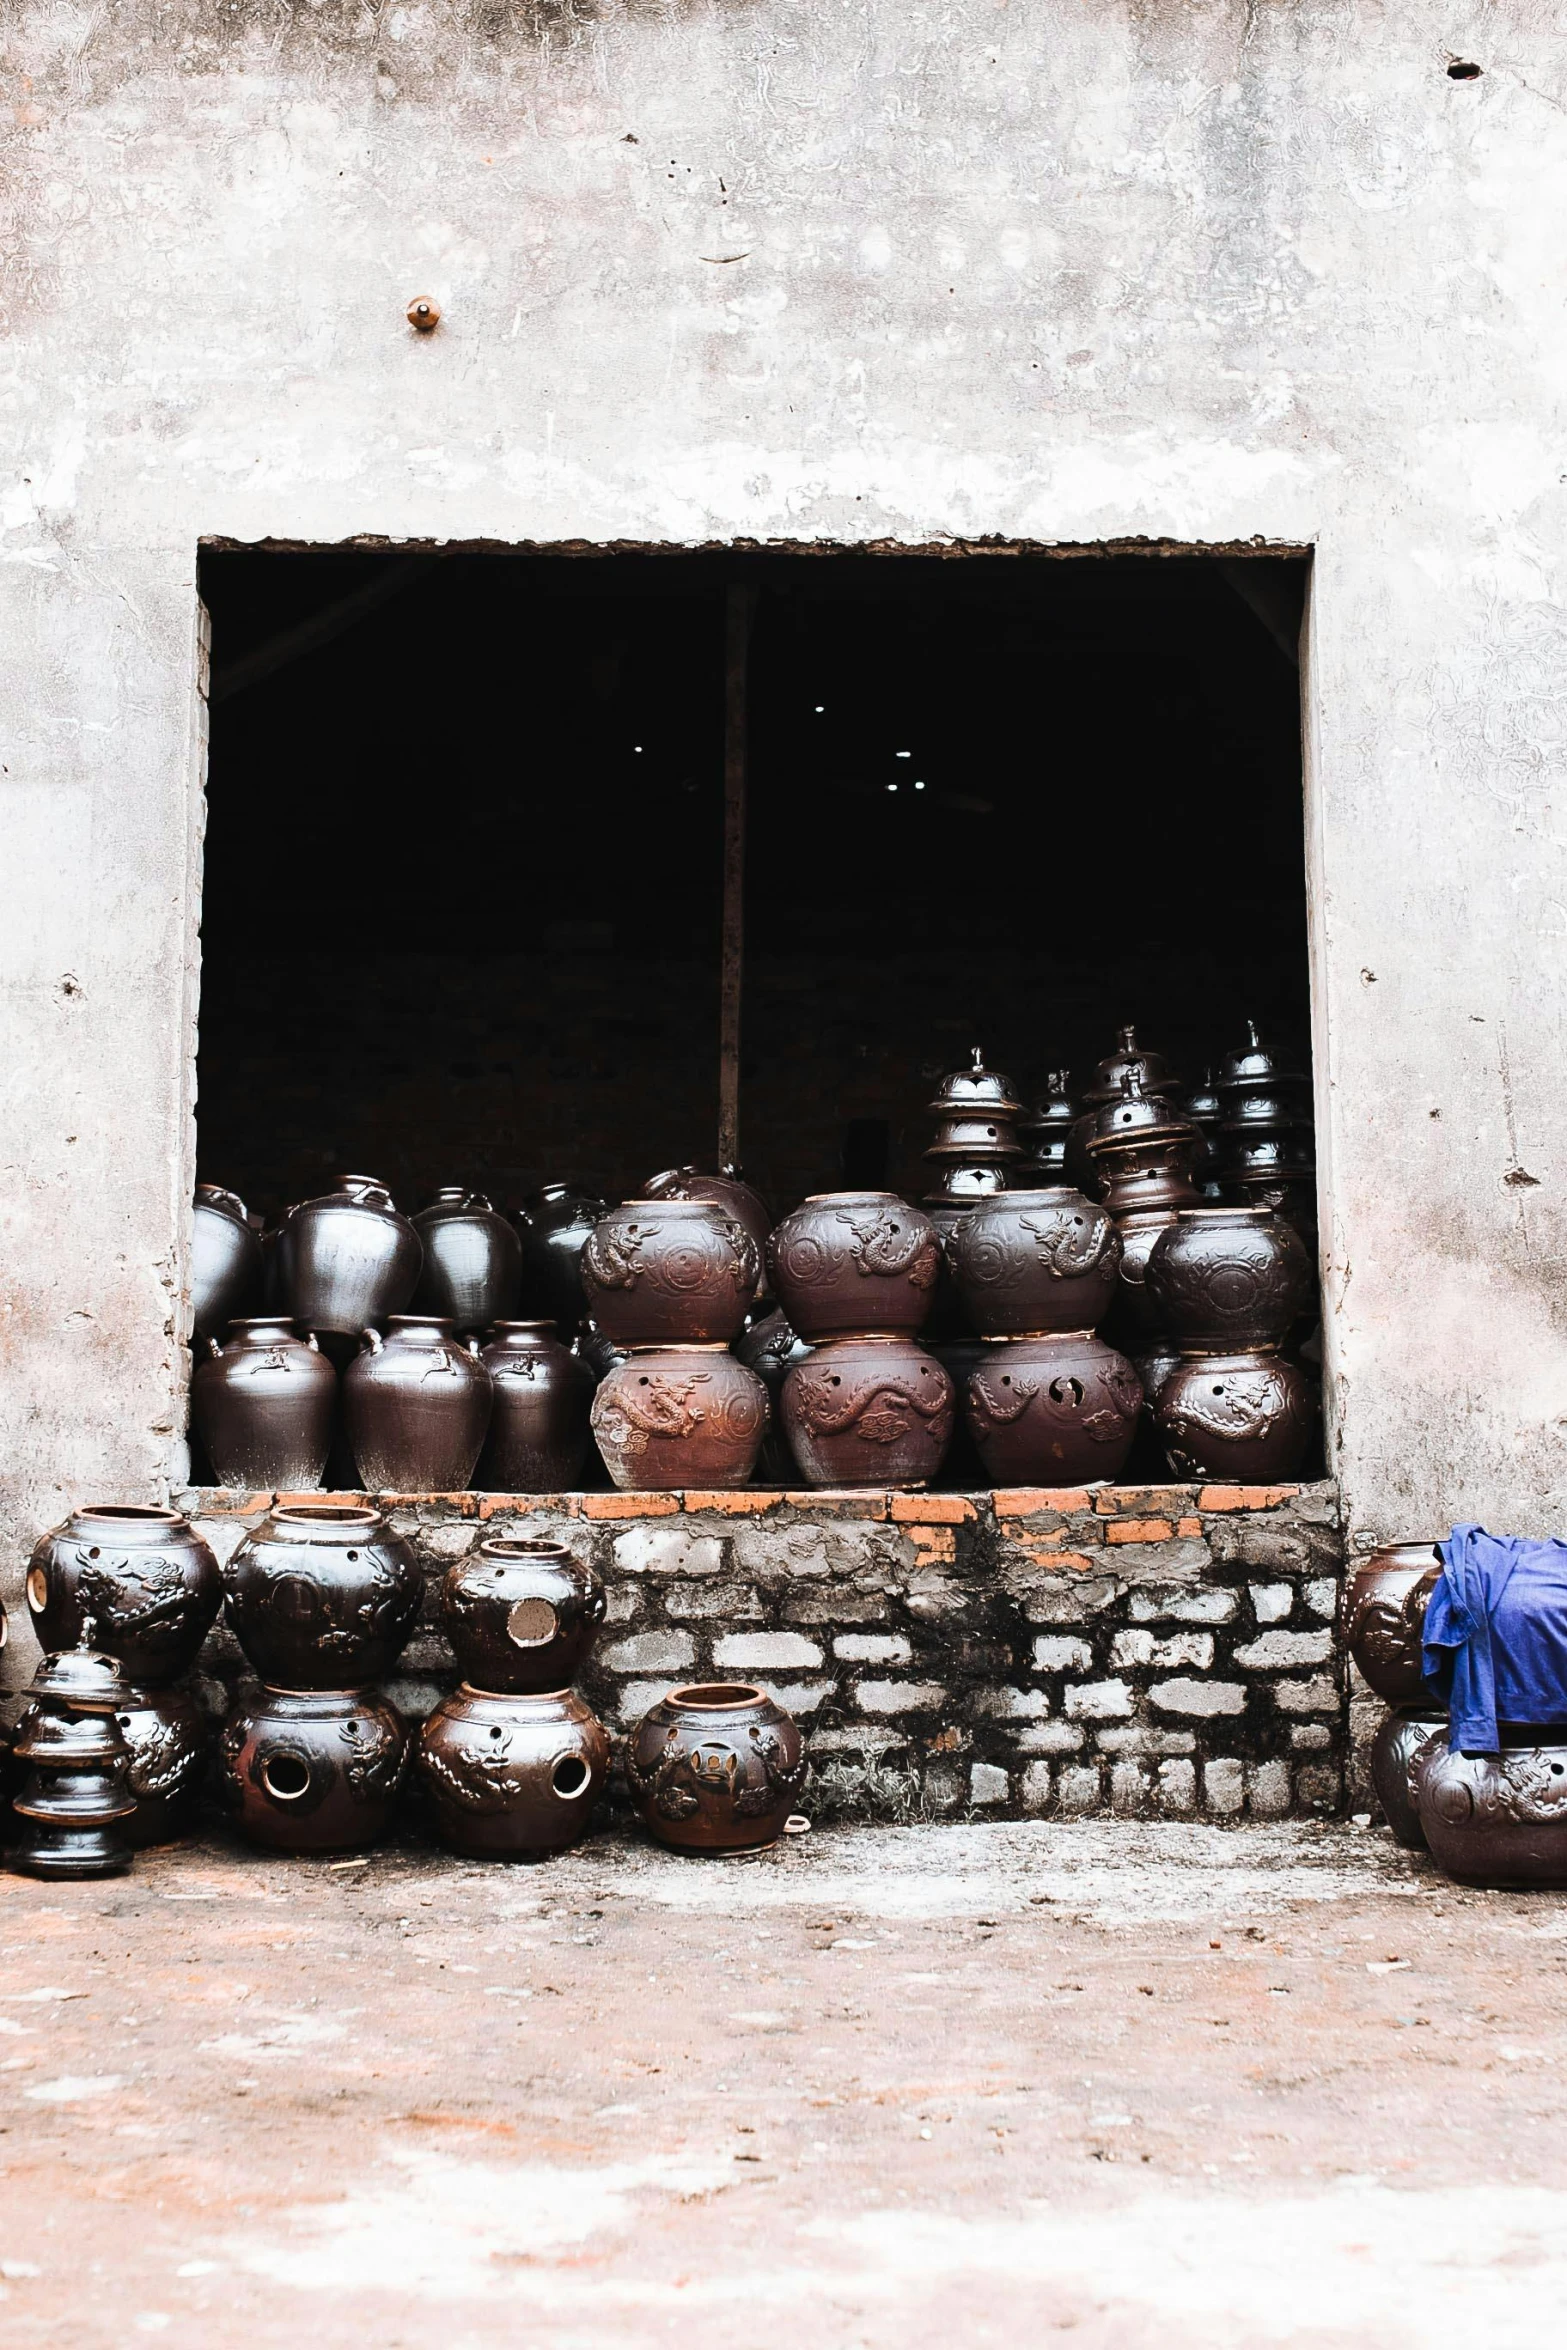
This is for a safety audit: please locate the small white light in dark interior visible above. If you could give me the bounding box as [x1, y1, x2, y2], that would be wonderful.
[895, 750, 911, 759]
[887, 783, 898, 793]
[915, 780, 926, 790]
[814, 705, 825, 713]
[633, 744, 643, 752]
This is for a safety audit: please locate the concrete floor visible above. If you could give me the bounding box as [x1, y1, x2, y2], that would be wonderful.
[1, 1818, 1563, 2348]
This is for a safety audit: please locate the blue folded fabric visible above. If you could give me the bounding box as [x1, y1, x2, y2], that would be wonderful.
[1422, 1523, 1567, 1753]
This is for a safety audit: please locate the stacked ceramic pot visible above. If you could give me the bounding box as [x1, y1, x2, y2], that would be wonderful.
[343, 1316, 494, 1490]
[638, 1166, 772, 1281]
[1084, 1070, 1203, 1404]
[920, 1050, 1025, 1335]
[217, 1502, 420, 1852]
[476, 1321, 595, 1491]
[274, 1173, 423, 1359]
[1215, 1021, 1318, 1258]
[628, 1681, 806, 1854]
[1182, 1070, 1227, 1201]
[411, 1189, 523, 1334]
[1144, 1206, 1317, 1482]
[193, 1318, 339, 1490]
[1340, 1541, 1445, 1849]
[946, 1186, 1142, 1486]
[1064, 1026, 1186, 1194]
[582, 1198, 766, 1490]
[25, 1505, 220, 1847]
[418, 1537, 610, 1858]
[1015, 1072, 1078, 1182]
[516, 1182, 608, 1342]
[768, 1192, 953, 1488]
[191, 1184, 262, 1343]
[9, 1650, 138, 1880]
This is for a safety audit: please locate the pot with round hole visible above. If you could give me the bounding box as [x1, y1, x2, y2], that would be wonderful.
[515, 1183, 608, 1338]
[627, 1682, 805, 1855]
[1339, 1542, 1444, 1704]
[418, 1686, 610, 1859]
[767, 1191, 943, 1343]
[440, 1538, 606, 1694]
[639, 1166, 773, 1273]
[275, 1174, 423, 1340]
[964, 1331, 1142, 1486]
[192, 1315, 339, 1490]
[191, 1183, 262, 1343]
[477, 1321, 594, 1492]
[1154, 1349, 1317, 1482]
[411, 1189, 524, 1333]
[581, 1198, 759, 1348]
[112, 1682, 210, 1847]
[1414, 1728, 1567, 1888]
[590, 1345, 769, 1492]
[9, 1651, 136, 1881]
[1144, 1206, 1312, 1354]
[945, 1185, 1121, 1338]
[780, 1332, 953, 1488]
[1371, 1707, 1447, 1850]
[1016, 1073, 1078, 1181]
[221, 1502, 423, 1689]
[27, 1505, 221, 1686]
[343, 1314, 493, 1491]
[218, 1686, 408, 1854]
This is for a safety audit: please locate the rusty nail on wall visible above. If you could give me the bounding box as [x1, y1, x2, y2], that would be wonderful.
[407, 297, 441, 333]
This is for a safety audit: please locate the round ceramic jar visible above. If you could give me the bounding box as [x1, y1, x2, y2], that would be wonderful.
[767, 1191, 943, 1342]
[1370, 1707, 1446, 1850]
[965, 1332, 1143, 1486]
[411, 1190, 524, 1332]
[1144, 1206, 1312, 1354]
[221, 1502, 424, 1690]
[581, 1198, 760, 1348]
[1339, 1542, 1443, 1704]
[418, 1687, 611, 1859]
[590, 1345, 769, 1491]
[219, 1687, 408, 1854]
[27, 1506, 221, 1686]
[945, 1186, 1121, 1338]
[1416, 1730, 1567, 1888]
[628, 1683, 805, 1854]
[192, 1316, 339, 1491]
[276, 1175, 422, 1340]
[1155, 1351, 1317, 1482]
[115, 1682, 210, 1848]
[780, 1333, 953, 1489]
[343, 1315, 493, 1492]
[477, 1321, 594, 1492]
[440, 1539, 606, 1694]
[191, 1184, 262, 1343]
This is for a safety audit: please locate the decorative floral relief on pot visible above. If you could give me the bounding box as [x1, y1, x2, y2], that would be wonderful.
[418, 1687, 610, 1858]
[590, 1345, 768, 1491]
[628, 1683, 805, 1853]
[767, 1191, 942, 1342]
[581, 1199, 759, 1347]
[1340, 1543, 1443, 1704]
[946, 1186, 1120, 1338]
[965, 1332, 1142, 1485]
[27, 1506, 221, 1687]
[1154, 1351, 1317, 1483]
[780, 1333, 953, 1488]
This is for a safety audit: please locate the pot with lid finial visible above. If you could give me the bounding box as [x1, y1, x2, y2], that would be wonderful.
[1016, 1072, 1078, 1180]
[1215, 1019, 1311, 1130]
[1085, 1072, 1203, 1337]
[926, 1046, 1023, 1122]
[923, 1048, 1024, 1169]
[1065, 1027, 1183, 1190]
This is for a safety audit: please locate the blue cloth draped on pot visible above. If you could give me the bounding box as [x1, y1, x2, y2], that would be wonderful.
[1421, 1524, 1567, 1753]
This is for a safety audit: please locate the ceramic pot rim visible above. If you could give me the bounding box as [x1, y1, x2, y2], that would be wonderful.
[270, 1504, 381, 1531]
[225, 1315, 304, 1334]
[800, 1189, 908, 1208]
[984, 1328, 1098, 1344]
[457, 1681, 576, 1703]
[663, 1682, 768, 1711]
[475, 1539, 573, 1562]
[488, 1320, 559, 1337]
[1170, 1346, 1288, 1366]
[73, 1504, 182, 1526]
[1171, 1206, 1277, 1223]
[622, 1340, 739, 1356]
[968, 1185, 1084, 1206]
[611, 1196, 729, 1216]
[246, 1682, 386, 1702]
[384, 1314, 458, 1333]
[794, 1328, 932, 1347]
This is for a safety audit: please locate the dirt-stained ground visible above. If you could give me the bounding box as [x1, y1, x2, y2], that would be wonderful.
[1, 1818, 1563, 2348]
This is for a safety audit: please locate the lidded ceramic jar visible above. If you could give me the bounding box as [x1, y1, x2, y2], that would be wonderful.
[440, 1538, 606, 1694]
[922, 1049, 1025, 1169]
[590, 1345, 769, 1492]
[411, 1190, 523, 1333]
[418, 1687, 610, 1859]
[191, 1184, 262, 1343]
[276, 1175, 423, 1340]
[476, 1321, 594, 1492]
[780, 1333, 953, 1488]
[1145, 1207, 1311, 1354]
[192, 1316, 338, 1491]
[343, 1314, 493, 1491]
[628, 1683, 805, 1854]
[1215, 1019, 1311, 1129]
[219, 1687, 408, 1853]
[640, 1166, 772, 1269]
[27, 1506, 221, 1686]
[9, 1651, 136, 1881]
[581, 1198, 759, 1348]
[965, 1332, 1142, 1486]
[1415, 1731, 1567, 1888]
[1065, 1026, 1184, 1190]
[1155, 1351, 1317, 1482]
[515, 1184, 608, 1337]
[1086, 1074, 1203, 1336]
[1016, 1073, 1078, 1180]
[768, 1191, 942, 1342]
[945, 1186, 1121, 1338]
[1340, 1541, 1443, 1703]
[221, 1502, 423, 1689]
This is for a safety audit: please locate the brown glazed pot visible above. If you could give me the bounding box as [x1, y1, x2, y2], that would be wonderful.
[114, 1683, 210, 1847]
[1145, 1207, 1312, 1354]
[640, 1167, 773, 1271]
[221, 1502, 423, 1689]
[191, 1184, 262, 1343]
[515, 1183, 608, 1338]
[946, 1186, 1121, 1339]
[219, 1687, 408, 1854]
[418, 1686, 610, 1859]
[590, 1345, 769, 1492]
[27, 1506, 221, 1686]
[477, 1321, 594, 1491]
[965, 1332, 1142, 1486]
[628, 1683, 805, 1854]
[734, 1309, 813, 1481]
[9, 1652, 136, 1881]
[343, 1315, 493, 1491]
[1416, 1729, 1567, 1888]
[1371, 1707, 1446, 1850]
[1129, 1339, 1181, 1407]
[192, 1316, 339, 1491]
[1016, 1073, 1077, 1181]
[1339, 1542, 1443, 1703]
[1155, 1350, 1317, 1482]
[411, 1190, 524, 1333]
[781, 1333, 953, 1489]
[767, 1191, 943, 1342]
[440, 1539, 606, 1693]
[276, 1175, 423, 1340]
[582, 1199, 759, 1348]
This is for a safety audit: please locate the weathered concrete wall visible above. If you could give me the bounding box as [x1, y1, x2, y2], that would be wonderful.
[3, 1, 1567, 1575]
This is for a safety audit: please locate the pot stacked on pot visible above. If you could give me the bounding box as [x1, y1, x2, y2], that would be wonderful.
[919, 1051, 1025, 1339]
[22, 1504, 220, 1853]
[1214, 1021, 1318, 1257]
[1143, 1205, 1317, 1482]
[417, 1539, 610, 1858]
[1015, 1072, 1078, 1183]
[1340, 1542, 1445, 1849]
[768, 1193, 954, 1488]
[216, 1502, 421, 1853]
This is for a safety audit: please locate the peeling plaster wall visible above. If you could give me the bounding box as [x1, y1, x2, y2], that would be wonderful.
[2, 0, 1566, 1582]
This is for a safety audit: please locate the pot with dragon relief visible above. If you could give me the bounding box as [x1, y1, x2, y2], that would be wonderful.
[1155, 1350, 1317, 1482]
[418, 1686, 610, 1859]
[1339, 1542, 1443, 1703]
[628, 1683, 805, 1854]
[111, 1683, 210, 1847]
[591, 1344, 769, 1491]
[1416, 1729, 1567, 1887]
[581, 1199, 759, 1348]
[477, 1321, 594, 1492]
[192, 1315, 339, 1491]
[1371, 1707, 1446, 1850]
[767, 1191, 942, 1343]
[27, 1506, 221, 1687]
[946, 1186, 1121, 1339]
[965, 1332, 1142, 1486]
[639, 1167, 772, 1274]
[411, 1189, 523, 1333]
[343, 1314, 493, 1492]
[219, 1686, 408, 1853]
[780, 1333, 953, 1489]
[221, 1503, 423, 1689]
[1145, 1207, 1311, 1355]
[440, 1539, 606, 1694]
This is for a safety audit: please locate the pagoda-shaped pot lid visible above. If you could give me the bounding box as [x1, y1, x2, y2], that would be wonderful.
[926, 1048, 1022, 1121]
[1086, 1069, 1199, 1158]
[1083, 1025, 1183, 1105]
